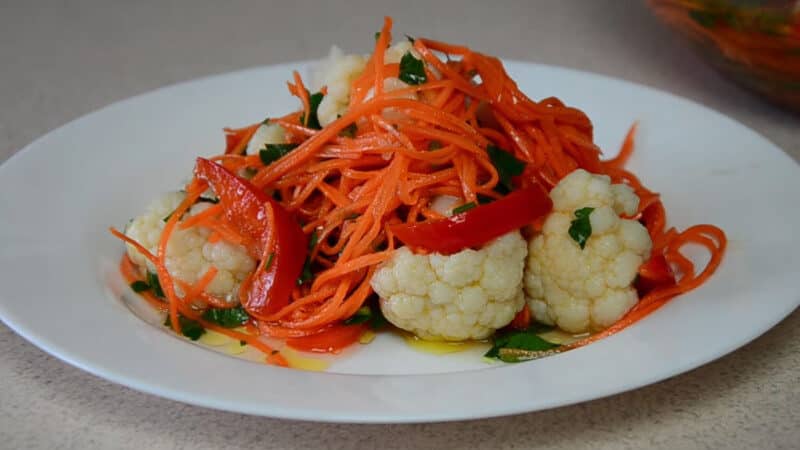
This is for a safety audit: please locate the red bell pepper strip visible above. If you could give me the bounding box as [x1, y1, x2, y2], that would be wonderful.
[194, 158, 307, 318]
[635, 253, 676, 296]
[389, 184, 553, 255]
[285, 323, 367, 353]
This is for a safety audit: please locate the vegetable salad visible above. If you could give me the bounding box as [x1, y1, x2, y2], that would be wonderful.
[112, 17, 726, 368]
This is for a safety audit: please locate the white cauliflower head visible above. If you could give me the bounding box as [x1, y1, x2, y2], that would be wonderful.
[247, 122, 286, 154]
[312, 42, 424, 128]
[384, 40, 419, 64]
[125, 192, 256, 304]
[311, 46, 367, 127]
[524, 169, 652, 333]
[371, 231, 528, 341]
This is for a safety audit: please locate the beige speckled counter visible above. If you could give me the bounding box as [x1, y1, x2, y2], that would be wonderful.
[1, 1, 798, 448]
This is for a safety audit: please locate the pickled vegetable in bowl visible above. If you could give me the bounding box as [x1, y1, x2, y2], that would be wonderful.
[649, 0, 800, 111]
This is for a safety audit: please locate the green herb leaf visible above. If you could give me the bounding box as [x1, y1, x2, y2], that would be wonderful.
[162, 208, 189, 222]
[164, 314, 205, 341]
[130, 280, 151, 293]
[296, 230, 319, 285]
[259, 143, 299, 166]
[263, 252, 275, 271]
[299, 91, 324, 130]
[344, 306, 372, 325]
[146, 271, 165, 298]
[308, 230, 319, 250]
[485, 329, 559, 362]
[487, 145, 526, 191]
[452, 202, 477, 215]
[374, 31, 381, 41]
[368, 304, 389, 330]
[568, 207, 594, 249]
[197, 196, 219, 204]
[496, 347, 559, 363]
[427, 140, 443, 151]
[399, 52, 427, 85]
[477, 194, 494, 205]
[202, 305, 250, 328]
[339, 123, 358, 138]
[240, 340, 247, 346]
[297, 260, 314, 286]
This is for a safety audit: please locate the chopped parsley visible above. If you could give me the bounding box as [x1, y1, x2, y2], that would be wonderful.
[129, 280, 151, 293]
[452, 202, 477, 215]
[398, 52, 427, 85]
[297, 230, 319, 285]
[297, 261, 314, 286]
[343, 306, 372, 325]
[308, 229, 319, 249]
[477, 194, 495, 205]
[299, 91, 324, 130]
[487, 145, 526, 192]
[197, 196, 219, 204]
[568, 207, 594, 249]
[164, 314, 205, 341]
[485, 327, 559, 363]
[259, 143, 299, 165]
[368, 305, 389, 330]
[130, 275, 165, 299]
[202, 305, 250, 328]
[146, 271, 165, 298]
[162, 208, 189, 222]
[263, 252, 275, 271]
[343, 303, 388, 330]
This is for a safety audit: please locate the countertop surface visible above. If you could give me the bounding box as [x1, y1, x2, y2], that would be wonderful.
[1, 1, 798, 449]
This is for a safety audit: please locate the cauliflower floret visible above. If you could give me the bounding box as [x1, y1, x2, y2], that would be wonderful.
[125, 192, 256, 303]
[384, 40, 421, 64]
[312, 42, 423, 127]
[247, 122, 286, 153]
[371, 232, 527, 341]
[524, 169, 652, 333]
[311, 46, 367, 127]
[429, 195, 461, 216]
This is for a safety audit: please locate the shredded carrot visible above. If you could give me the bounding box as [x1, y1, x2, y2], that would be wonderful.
[111, 16, 727, 363]
[606, 122, 638, 169]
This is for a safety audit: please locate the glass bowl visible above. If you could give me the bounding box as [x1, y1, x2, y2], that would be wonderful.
[649, 0, 800, 111]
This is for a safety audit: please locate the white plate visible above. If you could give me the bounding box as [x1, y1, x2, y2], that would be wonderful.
[0, 60, 798, 423]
